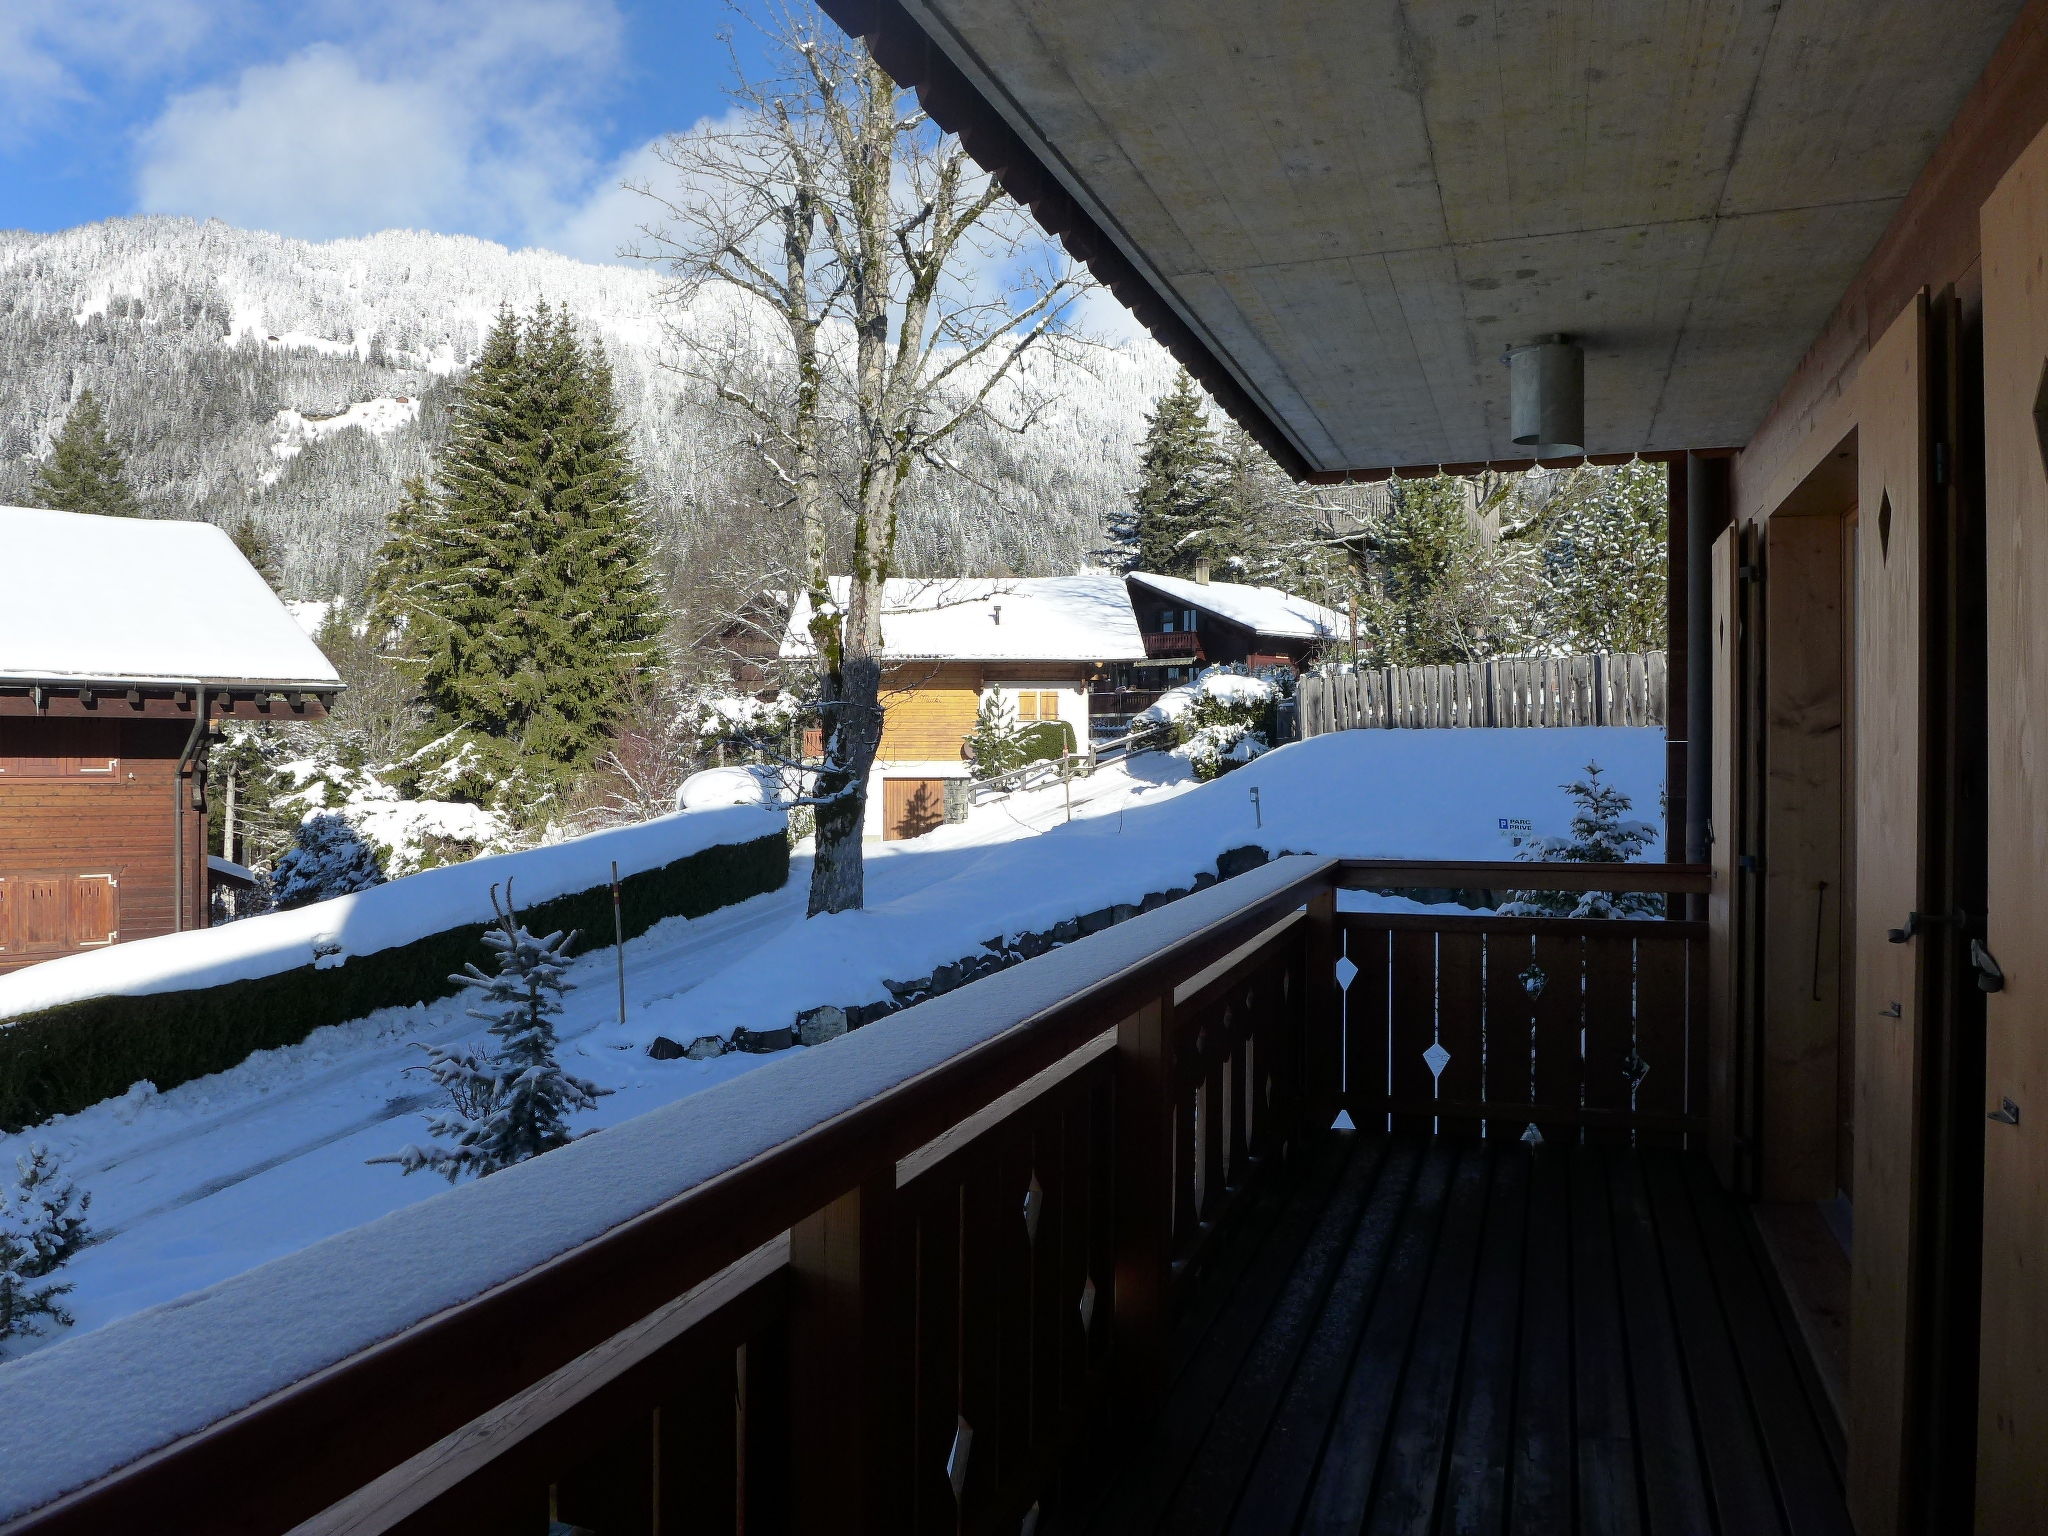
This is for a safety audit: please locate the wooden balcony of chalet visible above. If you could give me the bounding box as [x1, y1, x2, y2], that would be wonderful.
[1142, 629, 1206, 661]
[0, 857, 1848, 1536]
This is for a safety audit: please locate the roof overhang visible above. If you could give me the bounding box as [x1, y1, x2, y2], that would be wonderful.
[0, 676, 341, 721]
[822, 0, 2027, 478]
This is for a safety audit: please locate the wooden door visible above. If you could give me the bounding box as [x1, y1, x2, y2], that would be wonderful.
[1977, 128, 2048, 1534]
[1846, 293, 1930, 1536]
[883, 778, 945, 841]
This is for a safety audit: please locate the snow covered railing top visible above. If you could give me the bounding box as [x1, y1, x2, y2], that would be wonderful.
[0, 856, 1337, 1531]
[0, 804, 786, 1021]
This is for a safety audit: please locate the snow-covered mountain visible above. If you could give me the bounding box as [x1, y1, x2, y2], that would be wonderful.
[0, 217, 1177, 599]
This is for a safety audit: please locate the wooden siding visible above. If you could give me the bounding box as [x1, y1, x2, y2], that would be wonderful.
[1846, 296, 1931, 1536]
[879, 663, 982, 760]
[0, 718, 206, 972]
[1976, 121, 2048, 1534]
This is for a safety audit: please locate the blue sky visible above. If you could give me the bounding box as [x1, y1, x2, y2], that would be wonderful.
[0, 0, 777, 261]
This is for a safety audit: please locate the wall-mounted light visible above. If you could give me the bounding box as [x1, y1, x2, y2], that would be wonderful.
[1504, 334, 1584, 454]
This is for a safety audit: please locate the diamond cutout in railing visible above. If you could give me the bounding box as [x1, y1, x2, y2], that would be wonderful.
[1022, 1171, 1044, 1245]
[1021, 1502, 1042, 1536]
[1334, 955, 1359, 992]
[1078, 1274, 1098, 1334]
[1624, 1049, 1651, 1091]
[1520, 1123, 1545, 1148]
[1519, 964, 1548, 999]
[1423, 1041, 1451, 1080]
[947, 1415, 974, 1501]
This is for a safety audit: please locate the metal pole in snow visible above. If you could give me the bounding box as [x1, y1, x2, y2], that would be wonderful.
[1250, 786, 1263, 829]
[610, 860, 626, 1026]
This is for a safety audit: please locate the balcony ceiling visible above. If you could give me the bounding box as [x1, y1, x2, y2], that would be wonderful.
[833, 0, 2026, 477]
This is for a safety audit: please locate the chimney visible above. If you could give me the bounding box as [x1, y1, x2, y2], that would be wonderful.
[1193, 558, 1211, 585]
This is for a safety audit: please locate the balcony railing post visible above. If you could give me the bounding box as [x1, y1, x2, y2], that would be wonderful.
[788, 1171, 907, 1534]
[1113, 993, 1176, 1416]
[1305, 885, 1343, 1133]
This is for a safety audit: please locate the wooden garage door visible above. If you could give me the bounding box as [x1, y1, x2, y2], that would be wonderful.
[883, 778, 946, 841]
[1847, 293, 1930, 1536]
[1977, 126, 2048, 1534]
[0, 871, 120, 963]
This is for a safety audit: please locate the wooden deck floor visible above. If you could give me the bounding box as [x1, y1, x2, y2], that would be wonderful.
[1066, 1133, 1852, 1536]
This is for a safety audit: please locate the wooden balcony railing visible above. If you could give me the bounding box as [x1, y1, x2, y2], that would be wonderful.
[0, 857, 1708, 1536]
[1141, 630, 1204, 659]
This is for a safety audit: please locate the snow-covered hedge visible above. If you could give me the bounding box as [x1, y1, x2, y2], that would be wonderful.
[0, 808, 789, 1132]
[1138, 669, 1280, 781]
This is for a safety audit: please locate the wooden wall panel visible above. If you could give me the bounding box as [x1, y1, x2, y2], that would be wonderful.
[1976, 125, 2048, 1535]
[880, 664, 983, 761]
[1706, 526, 1740, 1187]
[1846, 294, 1930, 1536]
[1761, 515, 1848, 1201]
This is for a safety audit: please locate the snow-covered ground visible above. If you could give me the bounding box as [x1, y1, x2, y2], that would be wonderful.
[0, 727, 1662, 1357]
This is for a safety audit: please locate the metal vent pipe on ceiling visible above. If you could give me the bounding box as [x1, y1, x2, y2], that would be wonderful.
[1506, 334, 1584, 453]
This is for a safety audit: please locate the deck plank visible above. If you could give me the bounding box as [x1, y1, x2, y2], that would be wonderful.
[1226, 1138, 1425, 1536]
[1071, 1137, 1848, 1536]
[1511, 1145, 1573, 1535]
[1294, 1140, 1457, 1532]
[1571, 1146, 1643, 1536]
[1441, 1145, 1530, 1536]
[1360, 1142, 1493, 1535]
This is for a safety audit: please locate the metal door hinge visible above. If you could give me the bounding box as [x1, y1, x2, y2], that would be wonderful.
[1878, 1001, 1903, 1018]
[1989, 1097, 2020, 1126]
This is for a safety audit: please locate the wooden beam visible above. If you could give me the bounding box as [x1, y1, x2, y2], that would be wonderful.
[1334, 860, 1711, 895]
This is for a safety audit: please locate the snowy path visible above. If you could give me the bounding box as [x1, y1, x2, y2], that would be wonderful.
[2, 757, 1198, 1347]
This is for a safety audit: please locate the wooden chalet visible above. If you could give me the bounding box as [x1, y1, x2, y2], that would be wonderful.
[1124, 566, 1339, 677]
[14, 5, 2048, 1534]
[0, 508, 341, 972]
[781, 575, 1144, 839]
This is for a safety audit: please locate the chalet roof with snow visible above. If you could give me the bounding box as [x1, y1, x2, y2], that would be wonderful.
[1127, 571, 1343, 641]
[781, 574, 1146, 663]
[0, 507, 342, 691]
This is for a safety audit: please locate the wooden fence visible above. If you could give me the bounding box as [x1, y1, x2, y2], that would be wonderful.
[8, 858, 1709, 1536]
[1298, 651, 1665, 735]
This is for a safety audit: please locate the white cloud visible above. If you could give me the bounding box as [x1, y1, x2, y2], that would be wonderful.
[0, 0, 217, 141]
[133, 0, 625, 246]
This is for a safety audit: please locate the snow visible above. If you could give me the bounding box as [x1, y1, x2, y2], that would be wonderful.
[0, 508, 341, 689]
[283, 599, 333, 637]
[0, 804, 785, 1021]
[1136, 668, 1278, 725]
[1128, 571, 1343, 639]
[782, 575, 1145, 662]
[0, 727, 1666, 1491]
[206, 856, 255, 883]
[0, 855, 1328, 1523]
[273, 760, 514, 878]
[268, 397, 420, 460]
[677, 766, 776, 811]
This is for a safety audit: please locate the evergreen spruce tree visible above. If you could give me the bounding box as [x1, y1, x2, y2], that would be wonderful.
[965, 688, 1029, 780]
[1113, 372, 1224, 574]
[229, 515, 284, 591]
[29, 391, 142, 518]
[269, 813, 387, 909]
[1532, 461, 1668, 653]
[0, 1146, 92, 1346]
[1500, 763, 1661, 919]
[370, 303, 666, 797]
[1360, 477, 1495, 664]
[378, 884, 608, 1182]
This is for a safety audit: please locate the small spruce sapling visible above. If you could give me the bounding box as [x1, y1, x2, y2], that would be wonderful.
[1500, 762, 1660, 919]
[0, 1146, 92, 1346]
[376, 881, 609, 1182]
[965, 689, 1030, 781]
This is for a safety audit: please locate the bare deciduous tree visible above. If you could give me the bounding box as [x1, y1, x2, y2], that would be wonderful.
[631, 2, 1095, 915]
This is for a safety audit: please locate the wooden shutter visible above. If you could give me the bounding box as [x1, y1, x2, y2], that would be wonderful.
[1845, 293, 1930, 1536]
[1977, 129, 2048, 1531]
[68, 874, 118, 947]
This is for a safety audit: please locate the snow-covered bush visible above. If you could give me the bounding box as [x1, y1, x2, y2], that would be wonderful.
[268, 813, 388, 909]
[677, 764, 780, 810]
[1141, 668, 1279, 782]
[276, 755, 515, 877]
[0, 1146, 91, 1346]
[377, 885, 610, 1182]
[1499, 762, 1660, 918]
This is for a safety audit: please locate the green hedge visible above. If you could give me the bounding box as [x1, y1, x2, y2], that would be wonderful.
[0, 832, 789, 1132]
